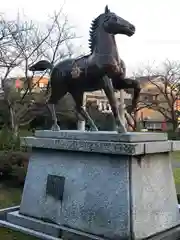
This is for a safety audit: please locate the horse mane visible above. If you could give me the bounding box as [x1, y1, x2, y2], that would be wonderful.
[88, 14, 102, 54]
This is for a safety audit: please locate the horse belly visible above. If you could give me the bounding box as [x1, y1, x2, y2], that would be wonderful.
[81, 74, 103, 91]
[86, 64, 100, 75]
[68, 72, 102, 92]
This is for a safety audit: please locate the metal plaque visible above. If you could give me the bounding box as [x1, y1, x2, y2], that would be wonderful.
[46, 175, 65, 201]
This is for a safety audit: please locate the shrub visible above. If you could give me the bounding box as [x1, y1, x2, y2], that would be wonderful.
[0, 151, 29, 185]
[0, 127, 22, 151]
[0, 127, 30, 186]
[0, 152, 12, 177]
[168, 131, 180, 140]
[11, 165, 27, 185]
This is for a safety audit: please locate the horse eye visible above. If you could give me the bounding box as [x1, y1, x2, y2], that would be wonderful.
[112, 16, 117, 21]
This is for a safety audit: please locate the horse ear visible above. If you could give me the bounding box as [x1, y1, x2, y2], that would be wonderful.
[105, 5, 110, 14]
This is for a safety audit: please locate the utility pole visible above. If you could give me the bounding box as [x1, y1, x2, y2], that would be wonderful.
[119, 90, 126, 128]
[77, 94, 86, 131]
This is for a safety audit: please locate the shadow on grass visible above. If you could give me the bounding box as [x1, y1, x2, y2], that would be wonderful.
[0, 183, 39, 239]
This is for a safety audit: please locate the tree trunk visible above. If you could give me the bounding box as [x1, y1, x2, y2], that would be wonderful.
[13, 124, 19, 137]
[9, 104, 19, 137]
[173, 120, 178, 132]
[25, 58, 32, 95]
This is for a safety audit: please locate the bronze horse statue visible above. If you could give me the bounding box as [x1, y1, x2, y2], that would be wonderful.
[29, 5, 141, 133]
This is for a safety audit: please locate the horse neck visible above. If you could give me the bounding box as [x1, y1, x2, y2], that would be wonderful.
[111, 35, 121, 63]
[94, 29, 120, 64]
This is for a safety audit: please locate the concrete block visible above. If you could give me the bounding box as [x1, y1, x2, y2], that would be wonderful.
[131, 153, 180, 239]
[35, 130, 168, 142]
[7, 211, 105, 240]
[18, 131, 180, 239]
[7, 211, 61, 237]
[21, 136, 145, 155]
[172, 141, 180, 151]
[145, 141, 172, 154]
[0, 206, 20, 220]
[20, 150, 131, 239]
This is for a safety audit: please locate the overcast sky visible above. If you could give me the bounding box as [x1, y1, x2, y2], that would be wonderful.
[1, 0, 180, 76]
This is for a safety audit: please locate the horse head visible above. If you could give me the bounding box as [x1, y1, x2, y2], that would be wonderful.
[89, 5, 136, 54]
[102, 5, 135, 36]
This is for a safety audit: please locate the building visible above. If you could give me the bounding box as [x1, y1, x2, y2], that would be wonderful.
[134, 76, 166, 120]
[84, 90, 131, 113]
[134, 75, 178, 130]
[16, 76, 49, 93]
[1, 75, 49, 93]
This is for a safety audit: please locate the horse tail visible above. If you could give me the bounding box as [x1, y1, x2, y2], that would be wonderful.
[28, 60, 54, 72]
[28, 60, 54, 98]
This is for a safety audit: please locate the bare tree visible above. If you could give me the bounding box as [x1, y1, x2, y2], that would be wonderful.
[1, 10, 77, 136]
[133, 59, 180, 131]
[41, 11, 76, 63]
[125, 106, 143, 131]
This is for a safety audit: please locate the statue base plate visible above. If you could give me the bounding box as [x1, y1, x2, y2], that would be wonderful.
[1, 207, 180, 240]
[1, 131, 180, 239]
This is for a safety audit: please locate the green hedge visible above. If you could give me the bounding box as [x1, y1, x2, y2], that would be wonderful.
[168, 132, 180, 140]
[0, 151, 29, 185]
[0, 127, 29, 186]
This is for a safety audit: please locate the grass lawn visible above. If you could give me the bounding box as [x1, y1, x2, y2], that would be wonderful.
[172, 151, 180, 163]
[0, 228, 39, 240]
[173, 168, 180, 193]
[172, 151, 180, 193]
[0, 184, 22, 209]
[0, 183, 39, 239]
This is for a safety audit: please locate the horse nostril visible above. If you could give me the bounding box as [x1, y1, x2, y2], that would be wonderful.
[130, 25, 135, 31]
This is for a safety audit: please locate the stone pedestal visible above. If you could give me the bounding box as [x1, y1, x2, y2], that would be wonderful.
[77, 120, 86, 131]
[4, 131, 180, 239]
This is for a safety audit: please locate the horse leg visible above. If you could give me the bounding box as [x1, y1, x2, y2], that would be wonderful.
[79, 108, 98, 131]
[48, 103, 60, 131]
[117, 78, 141, 113]
[102, 76, 127, 133]
[71, 91, 98, 131]
[131, 79, 141, 111]
[48, 86, 67, 131]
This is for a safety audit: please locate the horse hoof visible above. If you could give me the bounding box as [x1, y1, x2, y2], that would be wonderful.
[116, 125, 127, 133]
[90, 127, 98, 132]
[51, 125, 60, 131]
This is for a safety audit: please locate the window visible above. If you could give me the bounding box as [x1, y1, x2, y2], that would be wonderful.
[152, 95, 156, 101]
[39, 82, 44, 88]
